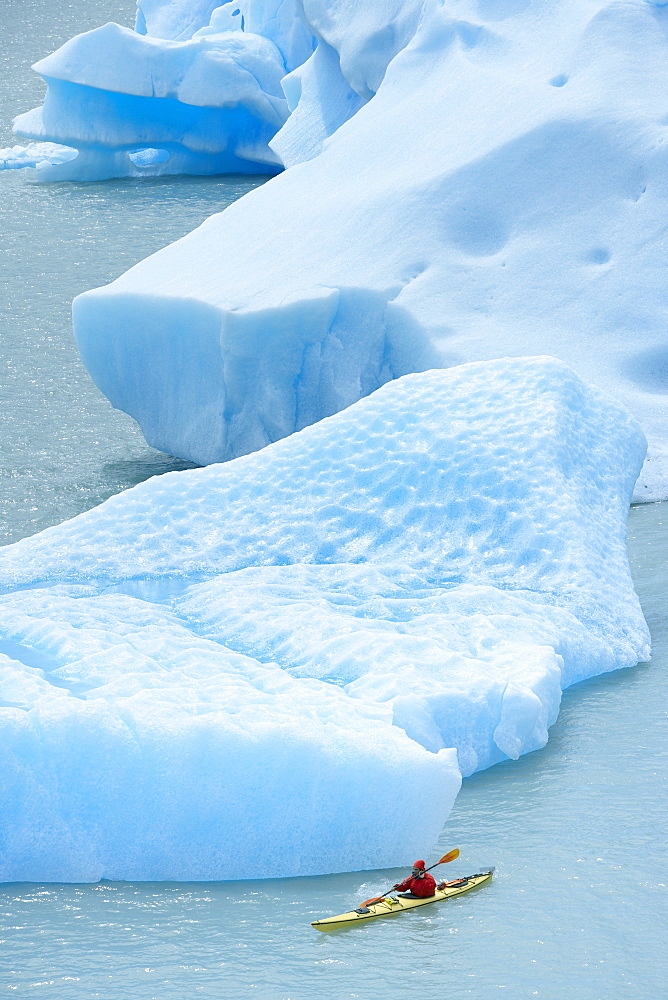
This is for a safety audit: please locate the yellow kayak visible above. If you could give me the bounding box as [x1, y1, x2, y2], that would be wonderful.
[312, 870, 493, 930]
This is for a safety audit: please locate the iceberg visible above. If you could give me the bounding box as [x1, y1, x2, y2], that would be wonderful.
[58, 0, 668, 499]
[0, 358, 649, 881]
[9, 2, 316, 181]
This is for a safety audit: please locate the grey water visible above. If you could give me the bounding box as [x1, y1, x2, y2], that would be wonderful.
[0, 0, 269, 545]
[1, 2, 666, 998]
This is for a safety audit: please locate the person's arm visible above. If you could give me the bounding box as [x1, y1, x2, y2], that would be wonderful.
[393, 876, 412, 891]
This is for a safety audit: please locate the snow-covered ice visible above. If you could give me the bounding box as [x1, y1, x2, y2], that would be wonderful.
[42, 0, 667, 499]
[0, 358, 649, 880]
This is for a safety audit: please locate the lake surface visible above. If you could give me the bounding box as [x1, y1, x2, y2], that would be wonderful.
[0, 0, 269, 545]
[1, 3, 666, 998]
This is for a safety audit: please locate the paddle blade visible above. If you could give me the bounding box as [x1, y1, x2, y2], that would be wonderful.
[361, 895, 386, 906]
[438, 848, 460, 865]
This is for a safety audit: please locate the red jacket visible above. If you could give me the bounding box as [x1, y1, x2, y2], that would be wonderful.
[394, 871, 436, 897]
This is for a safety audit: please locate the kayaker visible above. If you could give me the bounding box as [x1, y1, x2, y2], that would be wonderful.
[393, 860, 437, 898]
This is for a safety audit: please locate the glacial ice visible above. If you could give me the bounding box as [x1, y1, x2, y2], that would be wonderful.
[269, 38, 367, 169]
[0, 142, 78, 170]
[9, 2, 316, 181]
[135, 0, 229, 40]
[0, 358, 649, 881]
[57, 0, 668, 499]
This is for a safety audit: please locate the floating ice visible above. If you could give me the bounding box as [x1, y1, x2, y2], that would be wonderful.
[8, 3, 316, 181]
[0, 142, 77, 169]
[66, 0, 668, 498]
[0, 358, 649, 881]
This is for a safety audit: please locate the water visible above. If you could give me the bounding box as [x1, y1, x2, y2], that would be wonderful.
[1, 3, 666, 998]
[0, 0, 270, 545]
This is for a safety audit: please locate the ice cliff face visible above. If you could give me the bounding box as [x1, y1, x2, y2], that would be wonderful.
[0, 359, 650, 880]
[22, 0, 663, 498]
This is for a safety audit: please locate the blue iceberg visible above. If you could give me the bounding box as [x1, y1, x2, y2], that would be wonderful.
[0, 358, 649, 880]
[8, 1, 316, 180]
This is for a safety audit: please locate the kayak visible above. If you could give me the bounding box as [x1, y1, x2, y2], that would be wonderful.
[311, 870, 493, 930]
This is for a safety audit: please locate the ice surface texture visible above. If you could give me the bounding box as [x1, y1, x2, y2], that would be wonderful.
[65, 0, 668, 498]
[0, 359, 649, 880]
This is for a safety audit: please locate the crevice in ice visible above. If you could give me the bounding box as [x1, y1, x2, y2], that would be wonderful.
[0, 641, 86, 700]
[0, 639, 60, 673]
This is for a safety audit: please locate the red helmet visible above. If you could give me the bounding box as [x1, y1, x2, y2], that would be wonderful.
[413, 860, 426, 870]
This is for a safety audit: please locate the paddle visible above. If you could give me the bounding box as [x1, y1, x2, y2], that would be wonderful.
[361, 849, 460, 907]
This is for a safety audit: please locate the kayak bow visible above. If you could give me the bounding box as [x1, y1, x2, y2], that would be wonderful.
[312, 870, 493, 930]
